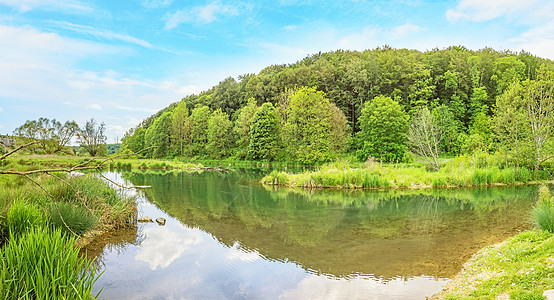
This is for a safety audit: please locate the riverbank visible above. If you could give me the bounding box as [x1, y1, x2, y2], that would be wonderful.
[0, 159, 136, 298]
[261, 156, 550, 189]
[432, 230, 554, 299]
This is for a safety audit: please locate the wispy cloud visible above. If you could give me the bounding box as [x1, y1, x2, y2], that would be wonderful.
[446, 0, 538, 22]
[141, 0, 173, 9]
[0, 0, 93, 13]
[284, 25, 297, 31]
[52, 21, 154, 48]
[165, 2, 239, 29]
[86, 104, 102, 110]
[391, 23, 422, 38]
[0, 106, 3, 112]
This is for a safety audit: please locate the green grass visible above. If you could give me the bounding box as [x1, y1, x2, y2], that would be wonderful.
[261, 154, 549, 190]
[0, 227, 101, 299]
[48, 202, 97, 237]
[437, 230, 554, 299]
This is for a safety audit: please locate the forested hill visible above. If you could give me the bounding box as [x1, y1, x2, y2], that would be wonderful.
[121, 46, 554, 165]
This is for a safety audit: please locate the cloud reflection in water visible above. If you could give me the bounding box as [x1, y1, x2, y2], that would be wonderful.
[135, 224, 203, 270]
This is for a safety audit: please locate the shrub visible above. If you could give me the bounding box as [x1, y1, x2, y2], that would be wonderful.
[0, 228, 101, 299]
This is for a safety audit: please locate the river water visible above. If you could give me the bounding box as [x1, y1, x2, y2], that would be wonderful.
[83, 170, 538, 299]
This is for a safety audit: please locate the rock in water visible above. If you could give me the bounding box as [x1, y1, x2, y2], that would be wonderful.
[156, 217, 166, 225]
[138, 216, 153, 222]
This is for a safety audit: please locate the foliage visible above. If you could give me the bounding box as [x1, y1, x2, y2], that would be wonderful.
[190, 106, 211, 156]
[144, 111, 174, 158]
[171, 100, 189, 156]
[207, 109, 233, 159]
[77, 118, 107, 157]
[118, 46, 554, 167]
[356, 95, 409, 162]
[247, 102, 279, 161]
[13, 117, 78, 154]
[522, 67, 554, 170]
[280, 86, 333, 163]
[233, 98, 258, 160]
[0, 228, 101, 299]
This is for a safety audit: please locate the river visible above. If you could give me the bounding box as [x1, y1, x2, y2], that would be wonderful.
[82, 169, 537, 299]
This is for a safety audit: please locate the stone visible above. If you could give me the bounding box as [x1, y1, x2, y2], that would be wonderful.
[156, 217, 166, 225]
[544, 289, 554, 300]
[137, 216, 153, 222]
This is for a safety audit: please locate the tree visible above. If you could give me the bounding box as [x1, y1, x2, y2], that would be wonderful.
[207, 109, 233, 159]
[407, 107, 442, 170]
[492, 80, 527, 168]
[144, 112, 173, 158]
[522, 68, 554, 170]
[329, 103, 351, 153]
[280, 86, 332, 163]
[247, 102, 279, 161]
[171, 101, 189, 156]
[356, 95, 409, 162]
[189, 106, 212, 156]
[13, 118, 78, 154]
[77, 118, 107, 157]
[233, 98, 258, 160]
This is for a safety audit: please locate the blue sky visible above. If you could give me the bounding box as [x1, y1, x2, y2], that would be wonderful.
[0, 0, 553, 142]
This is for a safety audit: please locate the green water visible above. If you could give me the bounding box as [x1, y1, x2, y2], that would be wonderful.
[86, 170, 538, 299]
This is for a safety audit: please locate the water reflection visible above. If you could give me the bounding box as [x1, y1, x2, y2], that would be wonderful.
[135, 224, 203, 270]
[84, 170, 537, 299]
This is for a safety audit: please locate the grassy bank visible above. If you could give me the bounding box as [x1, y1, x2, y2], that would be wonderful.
[0, 160, 136, 299]
[433, 230, 554, 299]
[432, 185, 554, 299]
[261, 155, 550, 189]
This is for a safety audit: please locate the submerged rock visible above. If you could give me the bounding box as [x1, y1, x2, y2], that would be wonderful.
[156, 217, 166, 225]
[138, 216, 153, 222]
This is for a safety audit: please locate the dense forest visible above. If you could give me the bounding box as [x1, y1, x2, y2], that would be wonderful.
[120, 46, 554, 168]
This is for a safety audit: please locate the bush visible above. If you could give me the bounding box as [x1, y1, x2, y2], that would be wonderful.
[0, 228, 101, 299]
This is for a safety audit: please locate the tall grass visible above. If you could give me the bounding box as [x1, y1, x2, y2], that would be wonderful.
[5, 200, 47, 238]
[0, 228, 101, 299]
[48, 202, 97, 236]
[261, 154, 547, 190]
[532, 185, 554, 233]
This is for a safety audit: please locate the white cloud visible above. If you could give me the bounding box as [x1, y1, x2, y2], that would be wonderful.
[135, 226, 203, 270]
[225, 242, 261, 262]
[338, 26, 380, 49]
[391, 23, 422, 38]
[0, 0, 93, 13]
[0, 106, 3, 112]
[86, 104, 102, 110]
[165, 2, 239, 29]
[141, 0, 173, 9]
[446, 0, 538, 22]
[52, 21, 154, 48]
[284, 25, 297, 31]
[510, 20, 554, 60]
